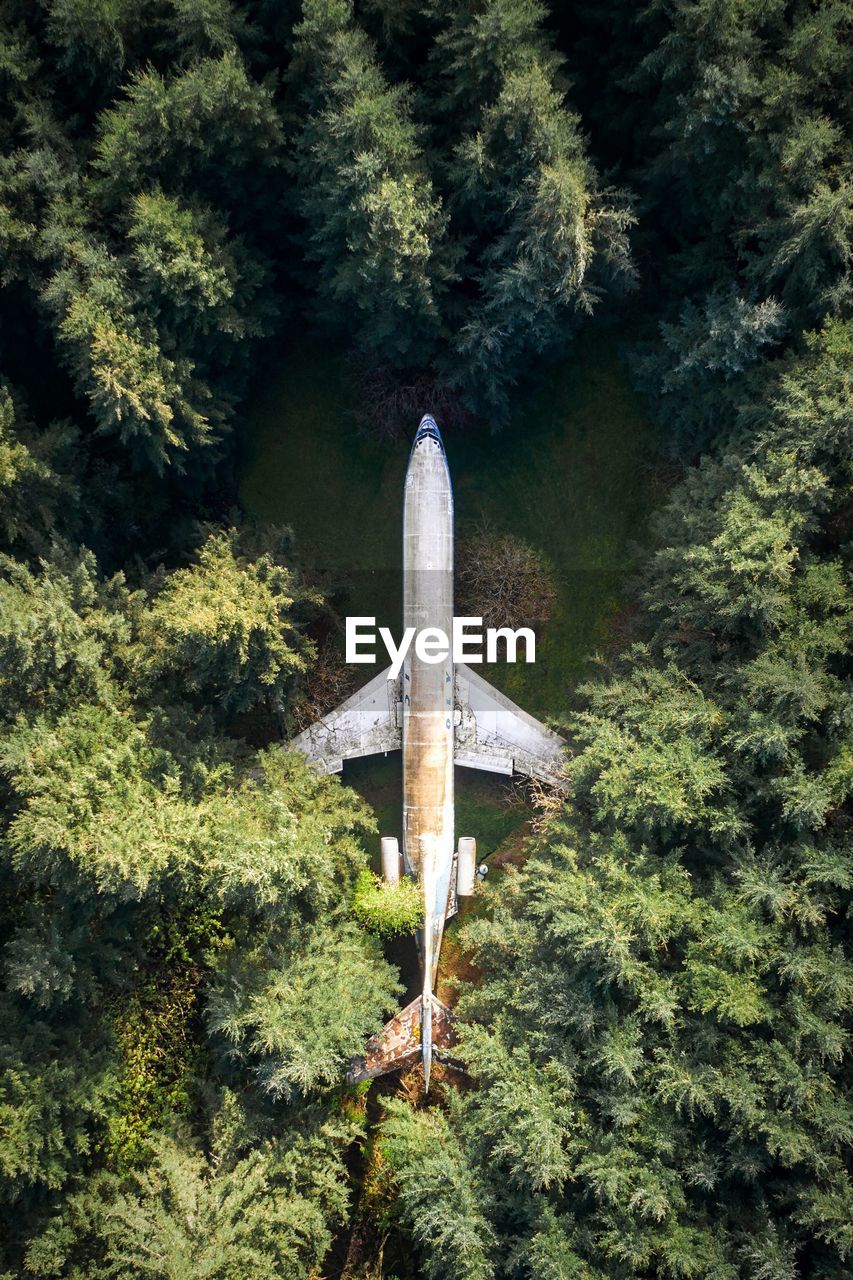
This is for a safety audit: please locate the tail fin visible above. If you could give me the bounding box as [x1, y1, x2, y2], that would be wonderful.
[347, 994, 455, 1085]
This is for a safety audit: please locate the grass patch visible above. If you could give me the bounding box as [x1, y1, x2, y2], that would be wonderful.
[340, 755, 526, 870]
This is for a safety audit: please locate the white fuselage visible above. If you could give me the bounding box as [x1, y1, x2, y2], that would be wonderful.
[402, 418, 455, 1018]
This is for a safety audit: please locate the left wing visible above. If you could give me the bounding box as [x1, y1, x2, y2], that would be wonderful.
[290, 666, 401, 773]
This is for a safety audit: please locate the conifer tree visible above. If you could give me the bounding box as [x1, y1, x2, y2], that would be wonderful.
[427, 0, 636, 419]
[137, 527, 315, 716]
[288, 0, 453, 361]
[381, 321, 853, 1279]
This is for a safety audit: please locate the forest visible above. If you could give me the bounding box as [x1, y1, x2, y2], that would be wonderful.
[0, 1, 850, 1277]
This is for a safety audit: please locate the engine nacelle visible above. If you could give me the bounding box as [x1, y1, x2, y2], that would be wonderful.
[456, 836, 477, 896]
[381, 836, 403, 885]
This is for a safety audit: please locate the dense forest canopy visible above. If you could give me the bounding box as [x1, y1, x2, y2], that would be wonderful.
[0, 2, 850, 1278]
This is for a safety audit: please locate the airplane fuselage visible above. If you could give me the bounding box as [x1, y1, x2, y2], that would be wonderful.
[402, 417, 455, 1086]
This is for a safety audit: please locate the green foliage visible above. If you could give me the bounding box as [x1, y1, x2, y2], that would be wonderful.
[632, 289, 788, 453]
[426, 0, 560, 125]
[42, 193, 273, 471]
[161, 0, 257, 64]
[380, 1095, 497, 1280]
[92, 53, 283, 219]
[103, 902, 224, 1165]
[3, 702, 378, 907]
[351, 868, 424, 937]
[0, 550, 128, 725]
[43, 0, 144, 87]
[25, 1110, 357, 1280]
[570, 656, 741, 840]
[0, 1001, 117, 1205]
[0, 384, 76, 552]
[427, 0, 636, 418]
[457, 1024, 576, 1192]
[138, 527, 316, 715]
[122, 188, 273, 389]
[631, 0, 851, 317]
[411, 318, 853, 1278]
[289, 0, 452, 361]
[49, 244, 220, 470]
[0, 518, 386, 1271]
[0, 3, 850, 1276]
[610, 0, 853, 454]
[208, 923, 401, 1098]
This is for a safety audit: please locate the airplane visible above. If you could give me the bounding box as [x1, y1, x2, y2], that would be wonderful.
[291, 415, 565, 1089]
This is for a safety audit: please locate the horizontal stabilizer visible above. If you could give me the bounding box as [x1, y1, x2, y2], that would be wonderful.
[347, 995, 456, 1083]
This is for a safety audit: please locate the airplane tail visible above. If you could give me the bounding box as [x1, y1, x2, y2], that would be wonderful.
[347, 993, 456, 1085]
[422, 991, 433, 1092]
[347, 835, 475, 1088]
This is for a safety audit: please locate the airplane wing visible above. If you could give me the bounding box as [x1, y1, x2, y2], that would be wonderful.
[290, 662, 565, 784]
[453, 663, 566, 786]
[290, 666, 401, 773]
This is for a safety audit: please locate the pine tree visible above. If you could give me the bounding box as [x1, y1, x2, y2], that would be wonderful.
[427, 0, 636, 420]
[380, 1095, 497, 1280]
[137, 527, 315, 716]
[288, 0, 453, 361]
[91, 53, 284, 226]
[24, 1105, 360, 1280]
[383, 321, 853, 1279]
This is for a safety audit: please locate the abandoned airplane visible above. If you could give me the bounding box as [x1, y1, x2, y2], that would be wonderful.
[291, 415, 566, 1088]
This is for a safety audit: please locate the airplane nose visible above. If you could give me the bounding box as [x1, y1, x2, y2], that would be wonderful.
[414, 414, 443, 447]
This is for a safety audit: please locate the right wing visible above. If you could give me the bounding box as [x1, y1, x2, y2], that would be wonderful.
[454, 663, 566, 786]
[290, 666, 401, 774]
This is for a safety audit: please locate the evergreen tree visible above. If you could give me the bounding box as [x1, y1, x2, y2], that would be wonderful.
[427, 0, 636, 419]
[0, 384, 77, 552]
[382, 321, 853, 1279]
[42, 0, 147, 90]
[0, 531, 398, 1272]
[24, 1100, 359, 1280]
[288, 0, 453, 361]
[137, 527, 315, 716]
[0, 3, 850, 1273]
[91, 53, 284, 227]
[209, 923, 401, 1098]
[381, 1095, 497, 1280]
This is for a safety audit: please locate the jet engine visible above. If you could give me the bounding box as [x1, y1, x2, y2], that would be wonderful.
[380, 835, 403, 884]
[456, 836, 477, 896]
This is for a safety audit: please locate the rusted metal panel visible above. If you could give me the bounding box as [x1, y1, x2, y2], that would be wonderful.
[347, 994, 457, 1084]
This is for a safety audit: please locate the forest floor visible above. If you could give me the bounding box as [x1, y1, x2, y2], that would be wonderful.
[238, 328, 665, 1275]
